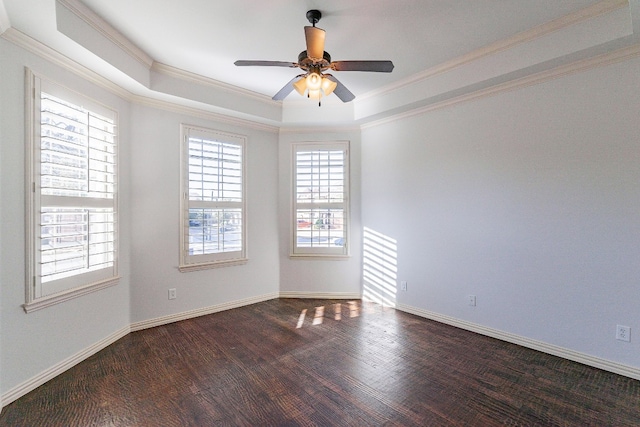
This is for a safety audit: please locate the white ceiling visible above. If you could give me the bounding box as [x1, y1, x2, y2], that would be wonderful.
[2, 0, 604, 99]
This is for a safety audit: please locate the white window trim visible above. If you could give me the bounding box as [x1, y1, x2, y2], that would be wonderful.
[290, 141, 350, 259]
[179, 124, 247, 272]
[24, 68, 119, 313]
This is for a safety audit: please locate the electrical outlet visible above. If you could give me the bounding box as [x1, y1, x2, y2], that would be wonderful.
[616, 325, 630, 342]
[168, 288, 177, 300]
[400, 281, 407, 291]
[468, 295, 477, 306]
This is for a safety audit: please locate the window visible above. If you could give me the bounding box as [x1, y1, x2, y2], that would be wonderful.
[179, 125, 246, 271]
[25, 70, 119, 312]
[292, 142, 349, 257]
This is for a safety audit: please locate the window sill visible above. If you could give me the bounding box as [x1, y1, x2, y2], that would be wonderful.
[179, 258, 248, 272]
[23, 277, 120, 313]
[289, 254, 351, 261]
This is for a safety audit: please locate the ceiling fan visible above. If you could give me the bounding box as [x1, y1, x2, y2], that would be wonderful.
[234, 10, 394, 105]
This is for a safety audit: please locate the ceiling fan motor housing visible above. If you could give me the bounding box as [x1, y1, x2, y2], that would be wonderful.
[298, 50, 332, 72]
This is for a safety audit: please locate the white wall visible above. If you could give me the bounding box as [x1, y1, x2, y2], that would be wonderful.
[2, 4, 638, 404]
[278, 129, 363, 298]
[0, 39, 132, 395]
[361, 56, 640, 370]
[129, 105, 280, 324]
[0, 37, 282, 401]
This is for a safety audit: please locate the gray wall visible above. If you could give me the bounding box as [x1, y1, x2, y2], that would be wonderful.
[277, 129, 363, 297]
[361, 57, 640, 369]
[2, 21, 640, 405]
[0, 38, 282, 399]
[0, 38, 132, 394]
[129, 104, 280, 324]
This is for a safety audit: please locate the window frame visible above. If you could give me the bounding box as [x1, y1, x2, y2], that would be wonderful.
[291, 141, 350, 258]
[24, 69, 120, 313]
[179, 124, 247, 272]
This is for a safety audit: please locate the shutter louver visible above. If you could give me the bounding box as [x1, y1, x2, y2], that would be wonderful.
[293, 144, 348, 255]
[180, 126, 246, 269]
[39, 93, 117, 291]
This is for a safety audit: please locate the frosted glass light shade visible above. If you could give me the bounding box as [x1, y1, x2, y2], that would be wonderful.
[293, 78, 307, 96]
[306, 72, 322, 90]
[292, 73, 337, 103]
[308, 89, 321, 100]
[321, 78, 337, 96]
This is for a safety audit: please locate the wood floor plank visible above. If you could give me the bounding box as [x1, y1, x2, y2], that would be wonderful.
[1, 298, 639, 426]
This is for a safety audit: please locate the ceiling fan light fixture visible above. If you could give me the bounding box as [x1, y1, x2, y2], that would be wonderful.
[291, 73, 337, 105]
[293, 77, 307, 96]
[306, 72, 322, 91]
[308, 89, 322, 100]
[321, 77, 337, 96]
[291, 73, 337, 104]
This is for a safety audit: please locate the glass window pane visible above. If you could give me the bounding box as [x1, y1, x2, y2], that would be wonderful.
[294, 144, 348, 255]
[188, 137, 242, 203]
[296, 150, 344, 203]
[187, 208, 242, 255]
[182, 127, 245, 267]
[41, 93, 116, 200]
[40, 207, 115, 283]
[296, 208, 344, 248]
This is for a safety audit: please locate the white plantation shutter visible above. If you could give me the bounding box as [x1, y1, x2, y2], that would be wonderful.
[26, 72, 119, 310]
[180, 125, 246, 271]
[292, 142, 349, 256]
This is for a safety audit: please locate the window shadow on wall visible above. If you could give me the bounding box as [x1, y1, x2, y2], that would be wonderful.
[362, 227, 398, 308]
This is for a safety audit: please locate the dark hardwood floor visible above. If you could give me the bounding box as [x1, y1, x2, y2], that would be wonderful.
[1, 298, 639, 426]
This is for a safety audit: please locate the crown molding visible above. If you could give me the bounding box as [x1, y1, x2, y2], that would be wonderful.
[40, 0, 278, 117]
[1, 27, 132, 100]
[56, 0, 153, 68]
[2, 28, 280, 132]
[278, 124, 362, 134]
[2, 0, 635, 133]
[361, 0, 629, 101]
[362, 41, 640, 130]
[151, 62, 275, 104]
[131, 94, 279, 133]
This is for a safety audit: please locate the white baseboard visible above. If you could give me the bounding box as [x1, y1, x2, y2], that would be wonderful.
[396, 303, 640, 381]
[130, 292, 279, 332]
[1, 325, 130, 408]
[279, 291, 362, 300]
[10, 295, 633, 413]
[1, 294, 279, 409]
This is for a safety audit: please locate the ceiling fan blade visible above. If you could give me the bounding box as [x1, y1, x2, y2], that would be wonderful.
[304, 26, 326, 60]
[234, 60, 297, 68]
[272, 75, 305, 101]
[325, 75, 355, 103]
[331, 60, 394, 72]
